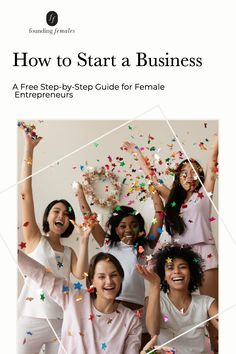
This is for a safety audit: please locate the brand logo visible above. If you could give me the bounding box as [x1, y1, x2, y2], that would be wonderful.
[46, 11, 58, 26]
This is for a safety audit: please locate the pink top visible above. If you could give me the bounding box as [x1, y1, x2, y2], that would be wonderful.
[173, 186, 215, 245]
[18, 251, 142, 354]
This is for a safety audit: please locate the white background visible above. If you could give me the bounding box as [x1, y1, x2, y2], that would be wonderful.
[0, 1, 235, 352]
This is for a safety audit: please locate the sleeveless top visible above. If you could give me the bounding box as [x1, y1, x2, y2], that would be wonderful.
[18, 236, 72, 319]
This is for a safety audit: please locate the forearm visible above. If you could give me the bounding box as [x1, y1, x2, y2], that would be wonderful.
[20, 145, 34, 194]
[146, 285, 161, 335]
[75, 237, 90, 279]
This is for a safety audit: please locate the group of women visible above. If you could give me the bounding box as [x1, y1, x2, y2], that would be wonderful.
[17, 123, 219, 354]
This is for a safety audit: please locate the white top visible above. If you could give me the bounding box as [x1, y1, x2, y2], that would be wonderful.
[100, 241, 151, 306]
[173, 186, 215, 245]
[18, 236, 72, 319]
[159, 291, 215, 354]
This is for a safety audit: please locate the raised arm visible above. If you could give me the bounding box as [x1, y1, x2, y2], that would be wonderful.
[18, 250, 67, 309]
[122, 142, 165, 248]
[122, 141, 170, 202]
[76, 182, 106, 246]
[136, 265, 161, 336]
[71, 222, 94, 279]
[19, 123, 42, 251]
[203, 133, 218, 194]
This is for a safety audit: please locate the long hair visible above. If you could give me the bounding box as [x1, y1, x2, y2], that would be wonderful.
[106, 205, 148, 258]
[165, 159, 204, 236]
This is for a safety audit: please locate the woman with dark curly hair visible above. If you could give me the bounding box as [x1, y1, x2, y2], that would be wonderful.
[136, 243, 218, 354]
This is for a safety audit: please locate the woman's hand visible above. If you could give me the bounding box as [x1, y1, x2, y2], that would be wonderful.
[140, 335, 158, 354]
[122, 141, 139, 154]
[136, 264, 160, 287]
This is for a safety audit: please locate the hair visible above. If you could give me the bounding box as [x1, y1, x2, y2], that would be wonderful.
[165, 158, 205, 236]
[106, 205, 148, 257]
[153, 243, 204, 293]
[42, 199, 75, 238]
[86, 252, 124, 299]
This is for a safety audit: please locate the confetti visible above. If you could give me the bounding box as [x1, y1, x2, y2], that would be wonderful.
[207, 253, 213, 259]
[171, 201, 176, 207]
[101, 342, 107, 350]
[107, 318, 113, 324]
[197, 192, 204, 199]
[146, 254, 153, 261]
[163, 314, 169, 322]
[25, 297, 34, 301]
[199, 142, 207, 150]
[157, 227, 163, 234]
[62, 285, 69, 294]
[19, 241, 27, 249]
[87, 285, 95, 293]
[72, 181, 78, 189]
[74, 282, 83, 290]
[209, 216, 216, 222]
[23, 221, 29, 227]
[166, 257, 173, 264]
[151, 218, 157, 225]
[75, 294, 83, 302]
[40, 293, 45, 301]
[149, 234, 156, 241]
[89, 314, 94, 321]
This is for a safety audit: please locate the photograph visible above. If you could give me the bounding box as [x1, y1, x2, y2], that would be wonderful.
[17, 120, 218, 354]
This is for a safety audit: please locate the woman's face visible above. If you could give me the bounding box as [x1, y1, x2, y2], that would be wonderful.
[92, 260, 122, 301]
[47, 202, 70, 235]
[115, 215, 140, 245]
[179, 162, 200, 192]
[164, 257, 190, 291]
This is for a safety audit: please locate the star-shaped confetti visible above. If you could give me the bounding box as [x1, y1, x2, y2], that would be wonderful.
[171, 201, 176, 207]
[197, 192, 204, 199]
[101, 342, 107, 350]
[40, 292, 45, 301]
[89, 314, 94, 321]
[146, 254, 153, 262]
[166, 257, 173, 264]
[209, 216, 216, 222]
[19, 241, 27, 249]
[74, 282, 83, 290]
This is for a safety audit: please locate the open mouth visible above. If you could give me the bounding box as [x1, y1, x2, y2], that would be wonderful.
[55, 221, 64, 227]
[172, 276, 184, 283]
[103, 287, 115, 292]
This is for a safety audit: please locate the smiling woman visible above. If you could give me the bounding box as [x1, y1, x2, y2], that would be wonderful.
[18, 229, 142, 354]
[17, 122, 84, 354]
